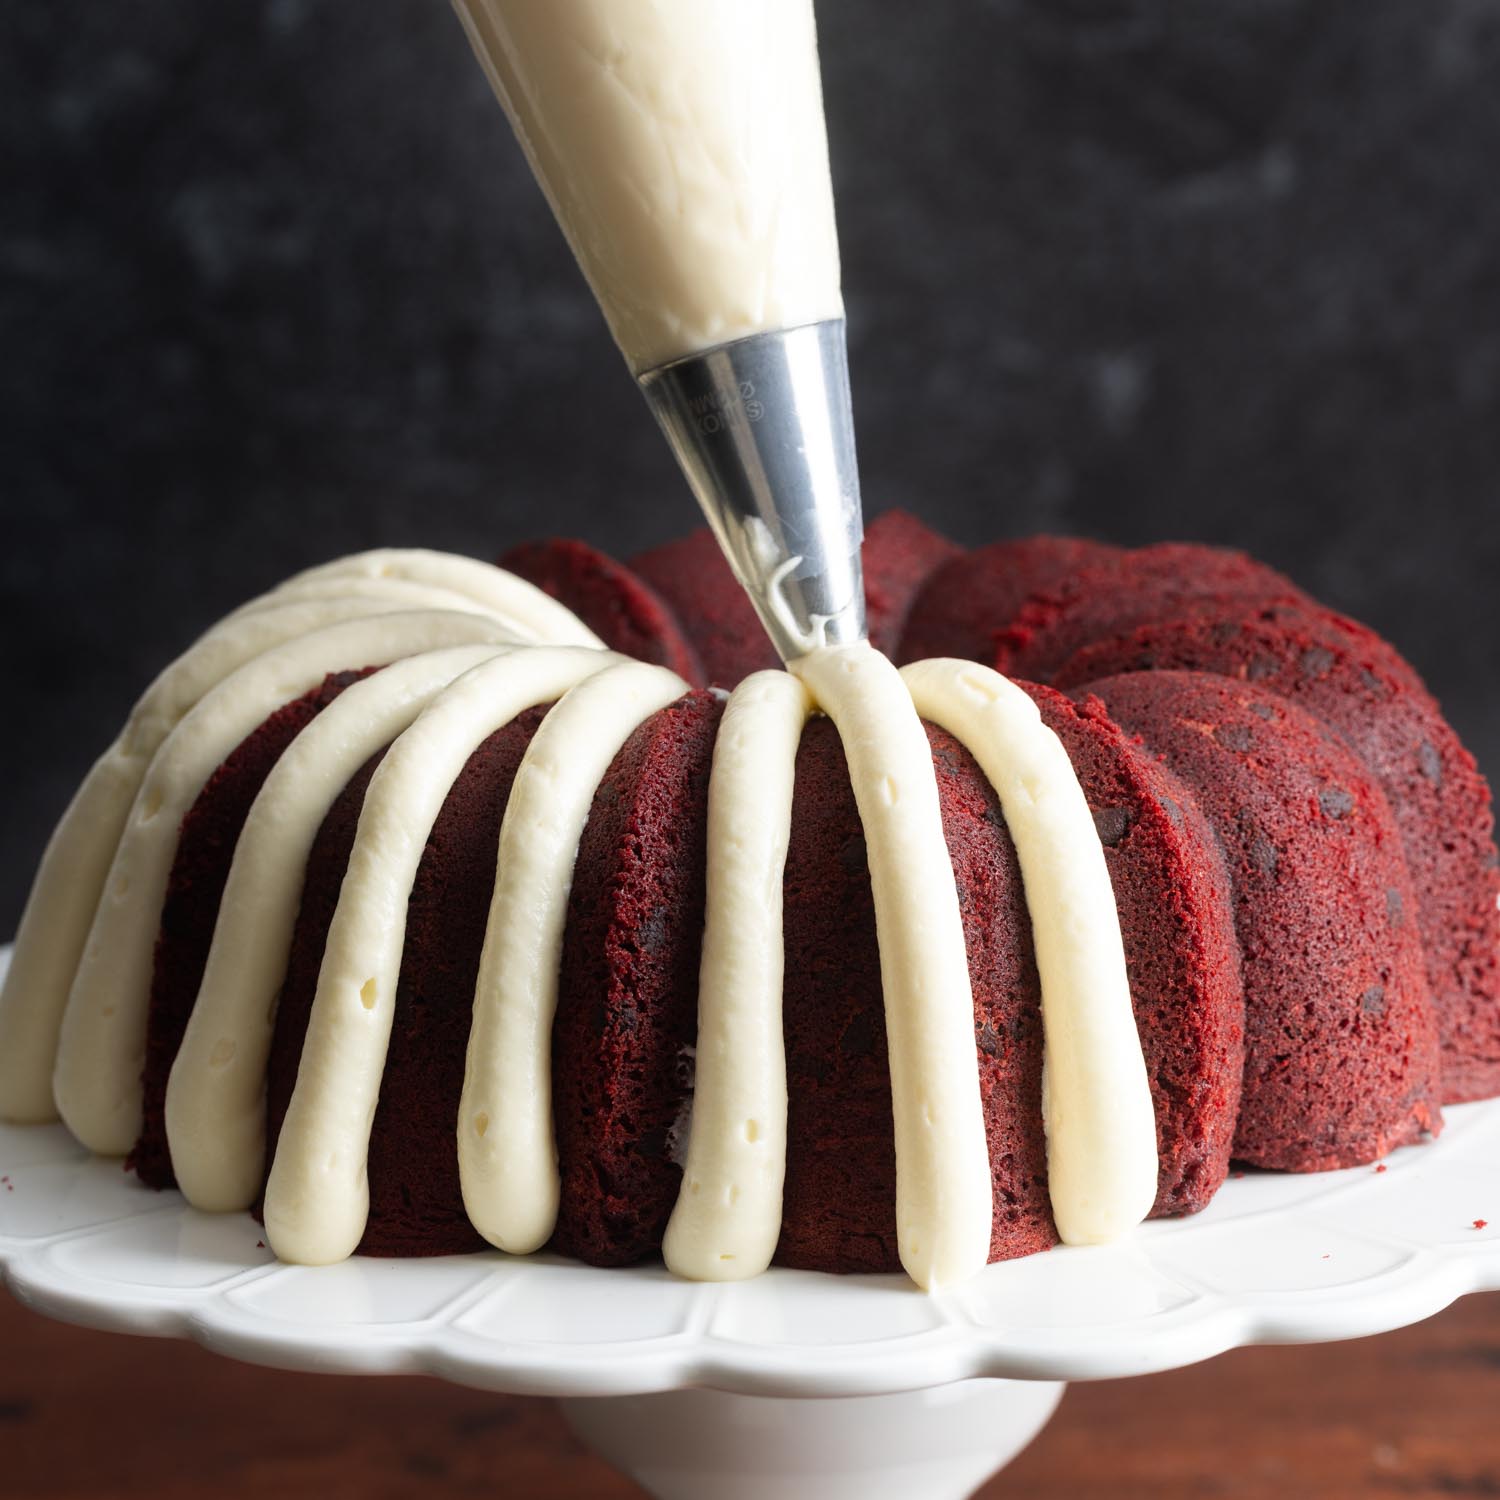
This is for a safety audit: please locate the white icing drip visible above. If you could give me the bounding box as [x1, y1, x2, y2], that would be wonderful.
[457, 661, 690, 1255]
[52, 611, 519, 1156]
[275, 549, 605, 650]
[789, 644, 993, 1291]
[227, 575, 497, 622]
[662, 670, 811, 1280]
[0, 570, 543, 1126]
[114, 595, 499, 760]
[901, 660, 1159, 1245]
[165, 644, 511, 1213]
[263, 646, 630, 1266]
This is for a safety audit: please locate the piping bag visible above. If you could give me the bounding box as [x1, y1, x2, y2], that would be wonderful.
[449, 0, 866, 660]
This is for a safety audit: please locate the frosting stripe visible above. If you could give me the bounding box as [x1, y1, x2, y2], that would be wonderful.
[459, 662, 691, 1255]
[227, 576, 500, 622]
[277, 548, 606, 649]
[790, 643, 993, 1291]
[166, 644, 511, 1213]
[263, 646, 626, 1266]
[663, 670, 812, 1280]
[901, 659, 1158, 1244]
[52, 611, 519, 1156]
[0, 589, 525, 1125]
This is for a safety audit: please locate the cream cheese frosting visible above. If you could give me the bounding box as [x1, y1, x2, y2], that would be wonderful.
[458, 660, 691, 1255]
[790, 643, 994, 1291]
[227, 576, 499, 622]
[270, 548, 606, 649]
[901, 659, 1159, 1245]
[663, 670, 812, 1281]
[264, 646, 633, 1266]
[52, 611, 521, 1156]
[450, 0, 843, 371]
[0, 551, 592, 1127]
[0, 596, 489, 1124]
[166, 644, 512, 1213]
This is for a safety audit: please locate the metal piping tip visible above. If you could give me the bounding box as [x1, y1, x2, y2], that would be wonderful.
[638, 319, 866, 663]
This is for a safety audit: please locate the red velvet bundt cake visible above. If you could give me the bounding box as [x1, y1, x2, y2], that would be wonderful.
[1, 520, 1495, 1291]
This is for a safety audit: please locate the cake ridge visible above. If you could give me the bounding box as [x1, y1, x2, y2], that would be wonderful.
[264, 645, 633, 1266]
[164, 644, 511, 1211]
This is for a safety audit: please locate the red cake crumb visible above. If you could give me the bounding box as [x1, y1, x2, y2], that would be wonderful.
[898, 535, 1122, 667]
[1476, 1220, 1489, 1230]
[1054, 606, 1500, 1105]
[1079, 670, 1442, 1170]
[991, 542, 1312, 684]
[550, 691, 725, 1266]
[859, 511, 960, 656]
[1029, 685, 1245, 1217]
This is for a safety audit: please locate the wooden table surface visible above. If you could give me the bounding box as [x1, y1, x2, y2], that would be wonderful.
[3, 1286, 1498, 1499]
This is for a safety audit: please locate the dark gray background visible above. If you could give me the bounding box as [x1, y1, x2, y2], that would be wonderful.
[2, 0, 1498, 931]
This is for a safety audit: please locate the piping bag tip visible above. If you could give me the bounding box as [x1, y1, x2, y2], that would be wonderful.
[638, 319, 866, 662]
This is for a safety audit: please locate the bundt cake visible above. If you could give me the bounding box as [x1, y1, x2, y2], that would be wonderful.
[1, 518, 1495, 1292]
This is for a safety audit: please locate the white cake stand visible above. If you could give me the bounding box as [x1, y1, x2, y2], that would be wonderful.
[4, 1108, 1498, 1497]
[0, 903, 1494, 1500]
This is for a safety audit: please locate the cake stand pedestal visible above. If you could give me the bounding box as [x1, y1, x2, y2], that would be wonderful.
[560, 1380, 1065, 1500]
[3, 1101, 1498, 1497]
